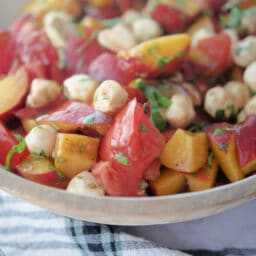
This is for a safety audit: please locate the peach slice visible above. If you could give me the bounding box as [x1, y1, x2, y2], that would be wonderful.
[160, 129, 209, 173]
[185, 157, 218, 192]
[0, 68, 29, 120]
[207, 123, 244, 182]
[17, 155, 69, 188]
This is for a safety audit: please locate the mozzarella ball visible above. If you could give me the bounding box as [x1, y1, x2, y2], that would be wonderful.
[26, 79, 61, 108]
[191, 28, 214, 48]
[97, 24, 137, 52]
[25, 125, 57, 157]
[132, 18, 163, 42]
[238, 110, 246, 123]
[241, 12, 256, 34]
[67, 171, 104, 197]
[224, 81, 249, 111]
[43, 11, 74, 48]
[93, 80, 128, 113]
[244, 61, 256, 92]
[164, 94, 195, 128]
[122, 9, 141, 23]
[244, 96, 256, 116]
[63, 74, 99, 103]
[204, 86, 234, 119]
[232, 36, 256, 67]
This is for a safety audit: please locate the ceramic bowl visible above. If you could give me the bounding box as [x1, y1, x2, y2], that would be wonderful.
[0, 0, 256, 226]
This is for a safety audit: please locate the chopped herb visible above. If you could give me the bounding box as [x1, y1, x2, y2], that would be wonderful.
[77, 58, 84, 69]
[147, 45, 158, 55]
[83, 115, 94, 125]
[48, 164, 56, 170]
[157, 56, 171, 68]
[52, 151, 57, 159]
[214, 128, 225, 136]
[57, 157, 67, 164]
[35, 114, 49, 122]
[79, 146, 85, 153]
[187, 122, 206, 132]
[51, 124, 60, 131]
[176, 50, 186, 59]
[227, 104, 235, 116]
[139, 123, 148, 132]
[220, 143, 228, 151]
[31, 151, 47, 160]
[207, 151, 214, 168]
[76, 175, 83, 180]
[215, 109, 225, 120]
[5, 134, 26, 171]
[57, 48, 66, 70]
[63, 85, 71, 100]
[140, 180, 148, 190]
[76, 31, 98, 54]
[56, 170, 65, 179]
[135, 79, 171, 131]
[236, 41, 256, 56]
[11, 58, 19, 71]
[114, 152, 130, 166]
[101, 17, 121, 27]
[220, 5, 243, 29]
[87, 183, 97, 189]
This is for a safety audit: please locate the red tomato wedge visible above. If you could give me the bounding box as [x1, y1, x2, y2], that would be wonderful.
[190, 33, 232, 77]
[0, 122, 29, 171]
[98, 99, 165, 196]
[0, 31, 17, 75]
[66, 33, 107, 75]
[151, 3, 191, 33]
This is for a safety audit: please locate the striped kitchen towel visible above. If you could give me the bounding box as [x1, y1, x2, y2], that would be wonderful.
[0, 190, 190, 256]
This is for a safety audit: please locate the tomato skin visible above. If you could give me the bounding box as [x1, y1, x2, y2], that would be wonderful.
[205, 0, 228, 12]
[66, 34, 106, 75]
[99, 99, 165, 196]
[151, 3, 190, 33]
[0, 122, 29, 171]
[192, 34, 232, 77]
[85, 4, 121, 19]
[0, 31, 17, 75]
[89, 53, 152, 84]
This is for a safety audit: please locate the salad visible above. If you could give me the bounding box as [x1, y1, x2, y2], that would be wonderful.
[0, 0, 256, 197]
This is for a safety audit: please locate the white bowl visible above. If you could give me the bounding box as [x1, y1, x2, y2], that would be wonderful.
[1, 167, 256, 225]
[0, 0, 256, 226]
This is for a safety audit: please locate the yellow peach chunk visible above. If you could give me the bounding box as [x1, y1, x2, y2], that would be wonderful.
[185, 157, 218, 192]
[160, 129, 209, 173]
[149, 169, 186, 196]
[208, 133, 244, 182]
[54, 133, 99, 179]
[119, 34, 191, 70]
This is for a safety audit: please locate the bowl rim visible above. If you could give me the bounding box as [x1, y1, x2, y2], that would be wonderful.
[1, 167, 256, 225]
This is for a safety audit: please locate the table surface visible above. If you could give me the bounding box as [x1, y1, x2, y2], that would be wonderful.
[119, 199, 256, 251]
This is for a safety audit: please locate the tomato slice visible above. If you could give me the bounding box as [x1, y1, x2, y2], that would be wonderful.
[151, 3, 191, 33]
[98, 99, 165, 196]
[191, 33, 232, 77]
[0, 122, 29, 171]
[66, 33, 106, 75]
[0, 31, 17, 75]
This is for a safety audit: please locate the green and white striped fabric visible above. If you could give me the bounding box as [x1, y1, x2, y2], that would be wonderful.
[0, 191, 190, 256]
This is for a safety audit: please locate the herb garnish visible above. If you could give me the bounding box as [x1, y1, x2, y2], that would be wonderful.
[135, 79, 172, 131]
[114, 152, 130, 166]
[213, 128, 226, 136]
[5, 134, 26, 171]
